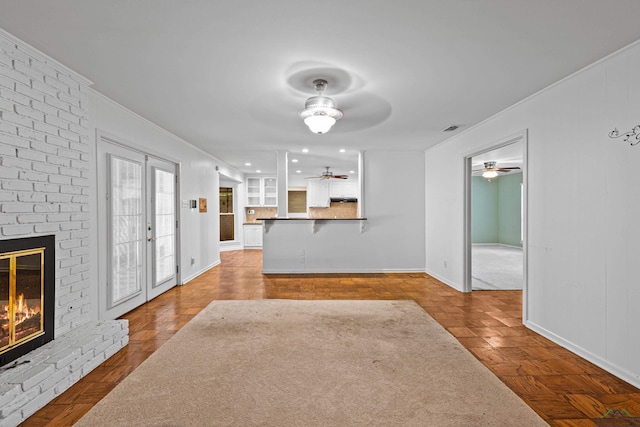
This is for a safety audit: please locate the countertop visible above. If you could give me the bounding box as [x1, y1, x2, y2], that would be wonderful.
[257, 217, 367, 221]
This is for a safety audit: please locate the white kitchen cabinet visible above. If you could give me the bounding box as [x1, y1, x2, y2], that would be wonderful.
[307, 181, 330, 208]
[329, 181, 358, 198]
[246, 176, 277, 207]
[244, 224, 263, 248]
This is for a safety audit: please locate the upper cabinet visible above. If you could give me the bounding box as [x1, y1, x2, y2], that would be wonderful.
[329, 181, 358, 198]
[307, 180, 330, 208]
[246, 176, 277, 207]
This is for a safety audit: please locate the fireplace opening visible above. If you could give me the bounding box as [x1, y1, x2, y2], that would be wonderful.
[0, 235, 55, 367]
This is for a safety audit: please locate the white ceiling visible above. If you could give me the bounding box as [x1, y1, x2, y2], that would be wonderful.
[2, 1, 640, 176]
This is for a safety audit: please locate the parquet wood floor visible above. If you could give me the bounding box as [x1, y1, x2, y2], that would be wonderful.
[23, 250, 640, 426]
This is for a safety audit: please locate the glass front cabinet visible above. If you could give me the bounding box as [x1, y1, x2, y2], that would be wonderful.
[246, 177, 277, 207]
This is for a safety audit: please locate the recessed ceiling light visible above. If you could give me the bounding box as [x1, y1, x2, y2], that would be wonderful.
[302, 148, 309, 153]
[244, 162, 251, 166]
[291, 158, 298, 163]
[339, 149, 346, 153]
[296, 170, 301, 174]
[256, 169, 261, 173]
[349, 170, 355, 174]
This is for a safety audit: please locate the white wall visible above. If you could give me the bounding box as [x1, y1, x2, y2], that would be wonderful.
[425, 39, 640, 387]
[363, 150, 425, 269]
[88, 91, 242, 319]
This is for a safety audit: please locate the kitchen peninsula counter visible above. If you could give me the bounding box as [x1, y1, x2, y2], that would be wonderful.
[257, 217, 367, 221]
[257, 217, 370, 273]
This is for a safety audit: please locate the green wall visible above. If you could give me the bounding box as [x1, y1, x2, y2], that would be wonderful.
[472, 172, 522, 247]
[471, 177, 498, 243]
[497, 173, 523, 246]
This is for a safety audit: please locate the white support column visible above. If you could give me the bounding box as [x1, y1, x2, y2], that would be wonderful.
[276, 150, 288, 217]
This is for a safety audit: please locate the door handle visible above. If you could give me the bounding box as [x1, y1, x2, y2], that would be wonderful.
[147, 237, 155, 242]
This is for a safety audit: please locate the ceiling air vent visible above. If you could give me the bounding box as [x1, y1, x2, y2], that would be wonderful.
[442, 124, 462, 132]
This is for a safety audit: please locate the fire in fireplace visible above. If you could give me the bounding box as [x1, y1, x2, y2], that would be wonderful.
[0, 235, 55, 367]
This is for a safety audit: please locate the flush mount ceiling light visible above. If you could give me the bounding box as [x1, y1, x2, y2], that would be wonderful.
[299, 79, 343, 134]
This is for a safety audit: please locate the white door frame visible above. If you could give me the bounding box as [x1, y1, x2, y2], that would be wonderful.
[463, 130, 529, 319]
[97, 131, 182, 320]
[146, 157, 179, 300]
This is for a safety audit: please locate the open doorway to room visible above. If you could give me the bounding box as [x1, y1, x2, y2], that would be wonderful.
[464, 132, 527, 294]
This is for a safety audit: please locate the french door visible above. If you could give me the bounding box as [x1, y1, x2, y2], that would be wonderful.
[98, 139, 179, 319]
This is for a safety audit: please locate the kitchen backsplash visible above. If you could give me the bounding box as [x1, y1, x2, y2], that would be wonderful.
[308, 202, 358, 219]
[245, 203, 358, 222]
[245, 207, 278, 223]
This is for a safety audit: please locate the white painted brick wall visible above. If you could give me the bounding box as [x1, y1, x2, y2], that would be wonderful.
[0, 30, 128, 426]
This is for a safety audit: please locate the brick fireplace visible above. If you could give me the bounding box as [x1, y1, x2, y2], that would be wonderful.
[0, 235, 55, 368]
[0, 30, 128, 425]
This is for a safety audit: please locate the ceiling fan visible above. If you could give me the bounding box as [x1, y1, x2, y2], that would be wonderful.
[474, 161, 521, 179]
[305, 166, 348, 180]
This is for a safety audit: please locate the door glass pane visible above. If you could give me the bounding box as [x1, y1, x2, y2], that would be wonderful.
[246, 177, 261, 205]
[263, 178, 277, 206]
[154, 168, 175, 285]
[110, 157, 143, 305]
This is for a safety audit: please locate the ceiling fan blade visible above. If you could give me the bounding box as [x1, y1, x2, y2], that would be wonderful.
[494, 168, 521, 172]
[333, 175, 349, 179]
[331, 92, 392, 133]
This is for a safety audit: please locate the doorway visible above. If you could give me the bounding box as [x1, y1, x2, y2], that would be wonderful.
[464, 131, 528, 298]
[97, 138, 179, 319]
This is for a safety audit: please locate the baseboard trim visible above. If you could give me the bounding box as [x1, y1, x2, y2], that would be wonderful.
[472, 243, 523, 249]
[525, 320, 640, 389]
[220, 241, 243, 252]
[181, 260, 221, 284]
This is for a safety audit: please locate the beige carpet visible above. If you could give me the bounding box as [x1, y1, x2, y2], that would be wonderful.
[75, 300, 548, 426]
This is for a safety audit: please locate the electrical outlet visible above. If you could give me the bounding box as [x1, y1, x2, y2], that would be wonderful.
[191, 257, 195, 265]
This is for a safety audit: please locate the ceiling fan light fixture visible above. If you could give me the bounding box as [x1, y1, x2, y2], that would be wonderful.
[303, 114, 337, 134]
[482, 170, 498, 179]
[299, 79, 343, 134]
